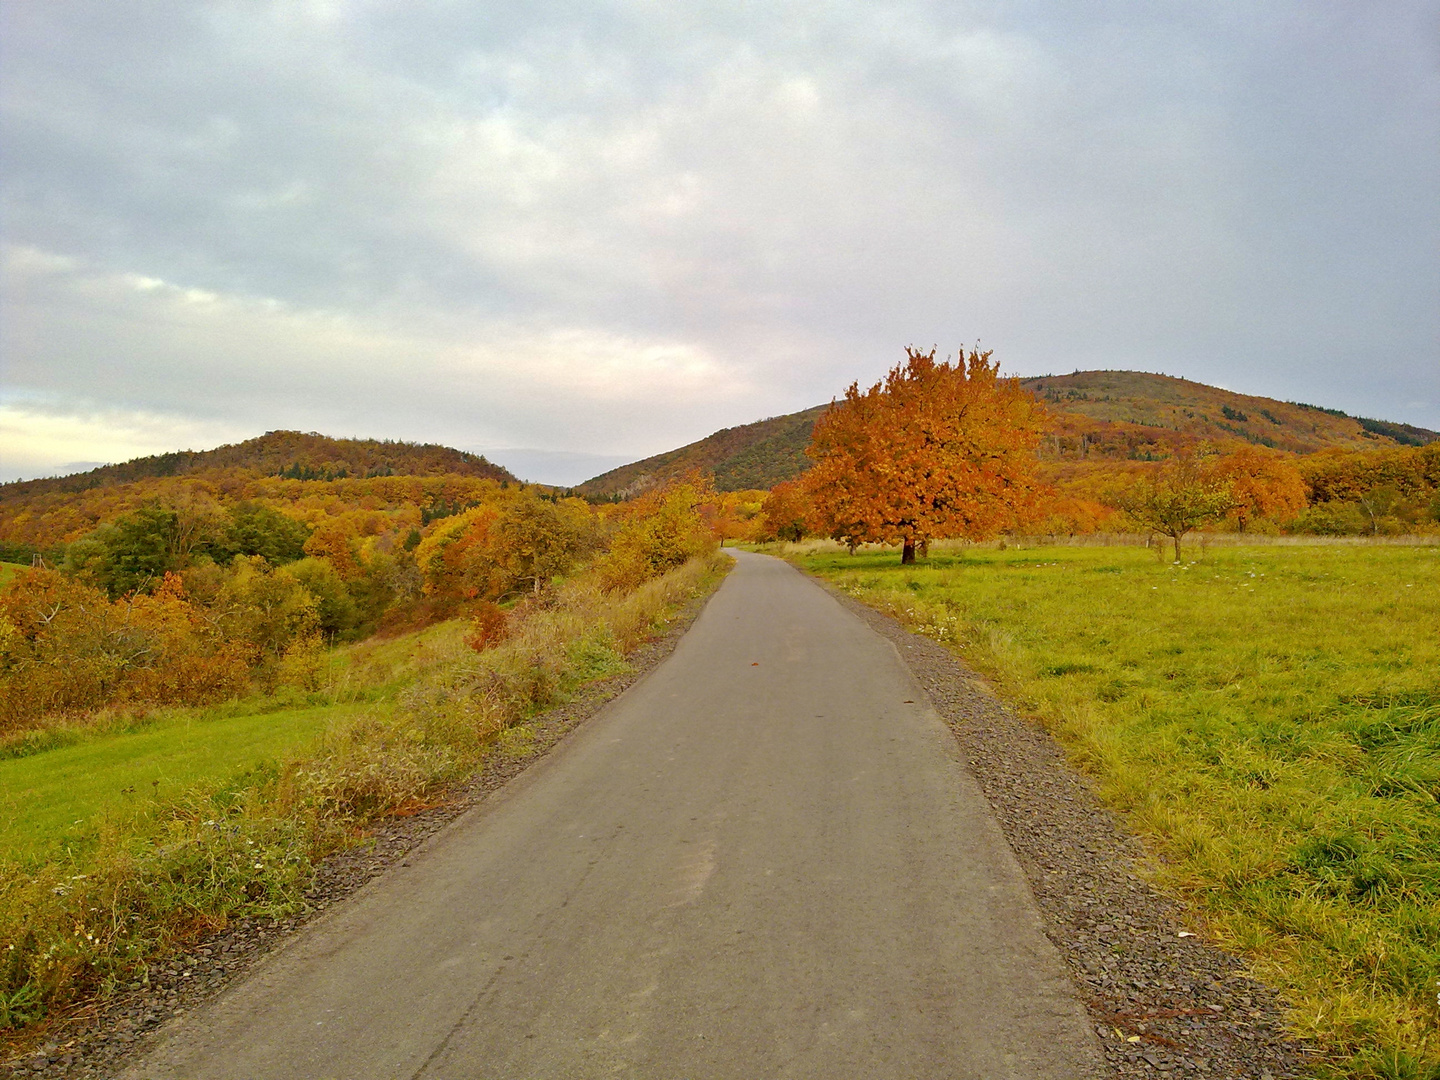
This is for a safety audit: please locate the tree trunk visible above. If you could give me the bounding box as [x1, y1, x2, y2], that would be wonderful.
[1171, 531, 1183, 563]
[902, 539, 916, 564]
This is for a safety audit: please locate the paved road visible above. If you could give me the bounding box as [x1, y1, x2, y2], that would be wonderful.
[127, 551, 1101, 1079]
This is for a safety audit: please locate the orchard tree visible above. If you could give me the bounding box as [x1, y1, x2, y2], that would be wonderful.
[489, 497, 593, 596]
[1117, 450, 1234, 562]
[805, 346, 1049, 563]
[761, 480, 816, 542]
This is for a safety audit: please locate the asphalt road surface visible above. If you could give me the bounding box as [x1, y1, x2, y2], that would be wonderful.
[126, 550, 1101, 1079]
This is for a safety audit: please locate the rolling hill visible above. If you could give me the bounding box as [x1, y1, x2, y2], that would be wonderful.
[575, 406, 829, 498]
[0, 431, 516, 505]
[0, 432, 520, 552]
[573, 371, 1437, 495]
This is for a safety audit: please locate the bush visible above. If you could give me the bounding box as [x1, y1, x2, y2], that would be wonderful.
[1287, 501, 1368, 536]
[596, 483, 714, 591]
[464, 602, 509, 652]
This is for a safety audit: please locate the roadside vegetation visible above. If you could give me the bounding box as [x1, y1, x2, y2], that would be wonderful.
[797, 539, 1438, 1078]
[0, 472, 729, 1043]
[5, 351, 1437, 1068]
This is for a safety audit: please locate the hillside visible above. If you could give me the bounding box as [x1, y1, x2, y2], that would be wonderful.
[575, 405, 829, 497]
[0, 432, 519, 551]
[0, 431, 515, 504]
[1023, 371, 1436, 456]
[576, 372, 1436, 495]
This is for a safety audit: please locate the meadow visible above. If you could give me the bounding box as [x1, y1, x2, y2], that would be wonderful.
[0, 701, 374, 863]
[801, 540, 1439, 1077]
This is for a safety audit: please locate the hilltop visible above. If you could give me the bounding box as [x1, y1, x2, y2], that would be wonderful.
[0, 432, 519, 551]
[1025, 371, 1435, 456]
[0, 431, 515, 504]
[574, 371, 1436, 494]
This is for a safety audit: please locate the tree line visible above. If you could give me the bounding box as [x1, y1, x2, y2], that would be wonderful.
[0, 480, 726, 734]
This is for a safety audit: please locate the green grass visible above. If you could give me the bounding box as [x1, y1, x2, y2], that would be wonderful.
[0, 702, 373, 863]
[0, 562, 27, 588]
[801, 541, 1440, 1076]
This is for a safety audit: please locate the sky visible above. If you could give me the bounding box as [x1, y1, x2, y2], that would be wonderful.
[1, 2, 1436, 486]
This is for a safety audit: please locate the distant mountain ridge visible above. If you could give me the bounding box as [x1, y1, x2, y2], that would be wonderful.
[0, 430, 516, 505]
[573, 371, 1437, 495]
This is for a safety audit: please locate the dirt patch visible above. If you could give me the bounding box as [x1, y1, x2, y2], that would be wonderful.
[828, 583, 1318, 1079]
[2, 584, 719, 1080]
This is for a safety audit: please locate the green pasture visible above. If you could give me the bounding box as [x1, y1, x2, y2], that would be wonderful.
[0, 561, 27, 588]
[803, 541, 1439, 1076]
[0, 701, 374, 863]
[0, 617, 470, 864]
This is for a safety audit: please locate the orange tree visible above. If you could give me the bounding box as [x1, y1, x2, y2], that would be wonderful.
[1210, 446, 1307, 532]
[761, 480, 817, 542]
[804, 346, 1050, 562]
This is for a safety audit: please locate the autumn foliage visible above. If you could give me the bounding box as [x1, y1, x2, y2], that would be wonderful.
[805, 347, 1050, 561]
[0, 467, 725, 734]
[1209, 447, 1307, 532]
[760, 481, 817, 542]
[0, 570, 255, 729]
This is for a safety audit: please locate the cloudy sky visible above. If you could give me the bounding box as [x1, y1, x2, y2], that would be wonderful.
[2, 1, 1436, 485]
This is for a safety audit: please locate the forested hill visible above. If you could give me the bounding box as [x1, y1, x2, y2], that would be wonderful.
[575, 405, 829, 498]
[574, 371, 1437, 495]
[1, 431, 516, 504]
[1022, 371, 1437, 455]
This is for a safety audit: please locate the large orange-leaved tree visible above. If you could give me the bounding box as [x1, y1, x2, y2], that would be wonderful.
[805, 346, 1050, 562]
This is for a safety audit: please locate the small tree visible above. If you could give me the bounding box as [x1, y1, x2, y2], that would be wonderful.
[489, 497, 590, 596]
[761, 481, 816, 542]
[805, 346, 1049, 562]
[1118, 452, 1233, 562]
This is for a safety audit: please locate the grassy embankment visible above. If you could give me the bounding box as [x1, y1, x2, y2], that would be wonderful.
[0, 552, 730, 1040]
[798, 541, 1438, 1079]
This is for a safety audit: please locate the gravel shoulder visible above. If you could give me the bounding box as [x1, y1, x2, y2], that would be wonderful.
[3, 581, 721, 1080]
[824, 581, 1318, 1079]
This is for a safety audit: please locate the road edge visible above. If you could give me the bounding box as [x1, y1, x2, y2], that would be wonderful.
[810, 575, 1317, 1079]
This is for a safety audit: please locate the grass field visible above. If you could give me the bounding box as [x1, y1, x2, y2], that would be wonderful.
[0, 701, 375, 863]
[801, 541, 1439, 1077]
[0, 562, 27, 588]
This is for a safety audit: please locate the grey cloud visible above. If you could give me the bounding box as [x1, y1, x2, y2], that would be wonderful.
[1, 0, 1436, 480]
